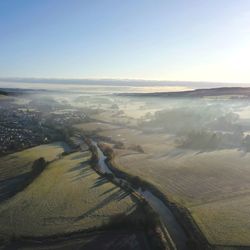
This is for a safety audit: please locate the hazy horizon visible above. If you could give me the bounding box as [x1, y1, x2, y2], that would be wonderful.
[2, 2, 250, 249]
[1, 1, 250, 83]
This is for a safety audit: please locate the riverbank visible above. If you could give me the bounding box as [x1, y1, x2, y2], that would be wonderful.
[87, 138, 198, 250]
[0, 147, 151, 250]
[89, 138, 213, 250]
[87, 138, 175, 250]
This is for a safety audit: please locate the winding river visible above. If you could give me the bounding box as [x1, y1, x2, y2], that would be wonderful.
[91, 140, 188, 250]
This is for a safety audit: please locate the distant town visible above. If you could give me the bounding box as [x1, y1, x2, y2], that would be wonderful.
[0, 90, 86, 155]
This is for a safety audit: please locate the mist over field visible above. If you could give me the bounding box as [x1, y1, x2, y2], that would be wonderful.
[2, 0, 250, 248]
[5, 81, 250, 155]
[40, 84, 250, 154]
[2, 82, 250, 248]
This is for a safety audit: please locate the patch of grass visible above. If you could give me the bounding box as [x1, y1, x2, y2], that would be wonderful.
[0, 142, 67, 182]
[90, 125, 250, 246]
[0, 151, 137, 237]
[0, 142, 68, 202]
[192, 195, 250, 246]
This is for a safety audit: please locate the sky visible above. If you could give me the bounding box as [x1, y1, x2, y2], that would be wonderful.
[0, 0, 250, 83]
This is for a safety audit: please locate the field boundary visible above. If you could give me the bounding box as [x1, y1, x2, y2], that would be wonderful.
[88, 135, 214, 249]
[89, 134, 250, 249]
[85, 137, 174, 250]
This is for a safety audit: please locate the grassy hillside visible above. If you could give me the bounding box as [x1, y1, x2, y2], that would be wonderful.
[0, 150, 137, 237]
[0, 142, 68, 202]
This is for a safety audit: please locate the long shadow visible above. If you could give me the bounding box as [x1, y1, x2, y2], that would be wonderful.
[71, 171, 94, 181]
[69, 154, 85, 160]
[91, 176, 109, 188]
[0, 159, 47, 203]
[116, 190, 131, 201]
[125, 203, 137, 214]
[68, 161, 90, 172]
[159, 148, 187, 159]
[69, 161, 95, 181]
[100, 186, 118, 196]
[74, 188, 131, 222]
[0, 172, 30, 202]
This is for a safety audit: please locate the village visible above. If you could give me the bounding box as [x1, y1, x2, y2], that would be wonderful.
[0, 97, 86, 155]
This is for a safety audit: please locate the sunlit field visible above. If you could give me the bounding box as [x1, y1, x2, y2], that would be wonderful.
[75, 93, 250, 246]
[2, 1, 250, 248]
[0, 150, 137, 237]
[2, 86, 250, 248]
[0, 142, 67, 202]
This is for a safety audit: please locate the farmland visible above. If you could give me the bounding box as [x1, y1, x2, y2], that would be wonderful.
[0, 142, 68, 202]
[2, 86, 250, 248]
[0, 89, 166, 250]
[80, 92, 250, 247]
[0, 150, 137, 237]
[112, 144, 250, 245]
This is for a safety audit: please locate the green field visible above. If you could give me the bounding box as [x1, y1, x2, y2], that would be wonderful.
[192, 195, 250, 246]
[86, 118, 250, 246]
[0, 142, 68, 202]
[0, 150, 137, 237]
[114, 147, 250, 245]
[0, 142, 67, 179]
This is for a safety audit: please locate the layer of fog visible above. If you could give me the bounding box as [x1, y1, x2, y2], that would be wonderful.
[17, 88, 250, 154]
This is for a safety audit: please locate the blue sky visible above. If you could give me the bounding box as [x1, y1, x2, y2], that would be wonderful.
[0, 0, 250, 83]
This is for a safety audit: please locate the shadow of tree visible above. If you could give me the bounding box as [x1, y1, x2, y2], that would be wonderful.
[74, 188, 131, 222]
[69, 161, 94, 181]
[69, 154, 86, 160]
[100, 186, 118, 196]
[0, 172, 30, 203]
[91, 176, 109, 188]
[68, 161, 90, 172]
